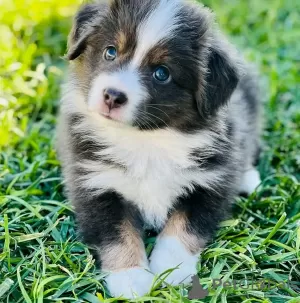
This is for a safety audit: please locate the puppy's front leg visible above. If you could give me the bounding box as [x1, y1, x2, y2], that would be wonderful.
[73, 190, 153, 298]
[150, 187, 228, 285]
[149, 212, 203, 285]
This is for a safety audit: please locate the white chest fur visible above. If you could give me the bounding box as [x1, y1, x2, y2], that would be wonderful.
[73, 115, 223, 229]
[62, 94, 223, 229]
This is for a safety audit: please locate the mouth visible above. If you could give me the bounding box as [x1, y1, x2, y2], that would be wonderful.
[100, 112, 112, 119]
[96, 105, 127, 124]
[99, 110, 125, 123]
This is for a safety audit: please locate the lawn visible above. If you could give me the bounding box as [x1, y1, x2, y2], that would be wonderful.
[0, 0, 299, 302]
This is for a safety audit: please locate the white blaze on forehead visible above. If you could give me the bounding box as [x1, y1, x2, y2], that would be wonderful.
[132, 0, 182, 66]
[87, 68, 148, 122]
[86, 0, 183, 123]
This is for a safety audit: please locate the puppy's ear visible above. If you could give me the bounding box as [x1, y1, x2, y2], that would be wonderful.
[197, 34, 243, 117]
[67, 3, 107, 60]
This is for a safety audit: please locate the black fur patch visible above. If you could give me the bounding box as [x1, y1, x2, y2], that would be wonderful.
[67, 4, 103, 60]
[253, 145, 261, 166]
[73, 188, 143, 248]
[174, 183, 233, 241]
[190, 121, 234, 169]
[68, 115, 124, 168]
[197, 150, 231, 170]
[68, 115, 107, 161]
[238, 72, 260, 117]
[200, 50, 239, 117]
[73, 4, 99, 41]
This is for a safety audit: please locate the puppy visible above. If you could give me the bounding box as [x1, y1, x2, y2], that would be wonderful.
[57, 0, 261, 298]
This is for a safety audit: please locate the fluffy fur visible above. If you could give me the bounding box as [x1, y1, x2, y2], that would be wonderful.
[57, 0, 261, 298]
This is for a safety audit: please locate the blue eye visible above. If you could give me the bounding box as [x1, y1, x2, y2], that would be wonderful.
[104, 46, 117, 61]
[153, 65, 171, 83]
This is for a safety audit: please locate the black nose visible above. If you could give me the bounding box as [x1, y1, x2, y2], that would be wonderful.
[103, 88, 128, 110]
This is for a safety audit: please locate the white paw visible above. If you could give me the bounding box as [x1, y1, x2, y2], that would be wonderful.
[105, 267, 153, 299]
[239, 168, 261, 195]
[149, 236, 199, 285]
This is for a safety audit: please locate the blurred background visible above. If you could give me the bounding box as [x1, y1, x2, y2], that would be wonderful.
[0, 1, 299, 302]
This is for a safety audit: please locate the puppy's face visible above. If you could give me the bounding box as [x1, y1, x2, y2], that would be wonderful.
[67, 0, 241, 131]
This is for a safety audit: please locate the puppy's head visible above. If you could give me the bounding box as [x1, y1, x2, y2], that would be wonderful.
[67, 0, 243, 131]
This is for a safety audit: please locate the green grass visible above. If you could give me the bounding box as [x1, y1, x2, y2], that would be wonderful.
[0, 0, 299, 302]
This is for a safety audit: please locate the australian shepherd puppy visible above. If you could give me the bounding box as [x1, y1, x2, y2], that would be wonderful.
[57, 0, 261, 298]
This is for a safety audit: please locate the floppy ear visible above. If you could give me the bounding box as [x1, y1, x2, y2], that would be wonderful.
[196, 36, 243, 117]
[67, 3, 107, 60]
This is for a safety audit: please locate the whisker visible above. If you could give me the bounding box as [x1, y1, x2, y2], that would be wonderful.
[146, 104, 176, 107]
[136, 110, 161, 130]
[143, 111, 170, 128]
[145, 105, 171, 120]
[147, 104, 171, 115]
[137, 110, 183, 141]
[133, 118, 144, 131]
[135, 111, 157, 131]
[141, 114, 159, 131]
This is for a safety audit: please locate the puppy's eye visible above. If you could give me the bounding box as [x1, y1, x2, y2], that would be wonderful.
[104, 46, 117, 61]
[153, 65, 171, 83]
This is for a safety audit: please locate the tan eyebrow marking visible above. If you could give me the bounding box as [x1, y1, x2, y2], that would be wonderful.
[141, 46, 169, 67]
[116, 31, 127, 53]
